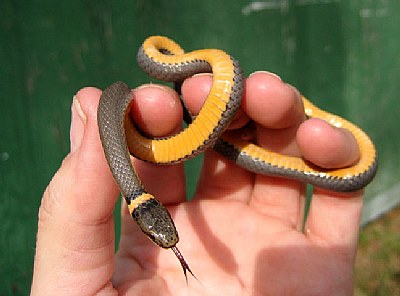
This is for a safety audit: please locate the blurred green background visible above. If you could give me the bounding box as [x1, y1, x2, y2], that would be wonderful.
[1, 0, 399, 294]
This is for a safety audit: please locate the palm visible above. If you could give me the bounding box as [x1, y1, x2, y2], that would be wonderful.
[32, 73, 362, 296]
[115, 153, 356, 296]
[111, 73, 361, 295]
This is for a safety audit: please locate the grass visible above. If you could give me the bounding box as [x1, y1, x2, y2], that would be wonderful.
[354, 206, 400, 295]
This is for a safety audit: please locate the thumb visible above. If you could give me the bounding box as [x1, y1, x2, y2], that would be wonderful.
[31, 87, 119, 296]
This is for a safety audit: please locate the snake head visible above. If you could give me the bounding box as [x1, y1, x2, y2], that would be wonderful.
[130, 196, 197, 280]
[130, 196, 179, 248]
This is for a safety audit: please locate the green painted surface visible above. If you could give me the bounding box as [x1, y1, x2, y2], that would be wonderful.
[1, 1, 399, 294]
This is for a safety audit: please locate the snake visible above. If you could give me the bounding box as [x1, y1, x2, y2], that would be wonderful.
[97, 36, 377, 278]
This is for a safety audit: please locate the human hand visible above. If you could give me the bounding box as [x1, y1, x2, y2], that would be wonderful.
[31, 71, 362, 296]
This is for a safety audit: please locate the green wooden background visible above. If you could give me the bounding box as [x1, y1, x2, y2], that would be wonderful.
[1, 0, 399, 294]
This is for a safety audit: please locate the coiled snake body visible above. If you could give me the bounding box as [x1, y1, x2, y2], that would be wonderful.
[97, 36, 377, 278]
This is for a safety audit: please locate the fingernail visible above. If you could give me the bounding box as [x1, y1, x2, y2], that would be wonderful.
[70, 95, 86, 152]
[192, 73, 213, 78]
[249, 70, 282, 80]
[134, 83, 178, 97]
[134, 83, 171, 93]
[285, 83, 302, 100]
[135, 83, 166, 91]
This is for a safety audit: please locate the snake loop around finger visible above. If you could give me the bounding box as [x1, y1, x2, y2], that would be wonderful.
[97, 36, 377, 279]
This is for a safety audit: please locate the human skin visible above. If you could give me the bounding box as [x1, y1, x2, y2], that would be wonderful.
[31, 72, 362, 296]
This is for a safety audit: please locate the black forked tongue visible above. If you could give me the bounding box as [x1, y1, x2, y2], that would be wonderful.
[171, 246, 198, 283]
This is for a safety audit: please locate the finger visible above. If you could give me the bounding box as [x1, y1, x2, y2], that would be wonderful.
[115, 84, 187, 284]
[242, 72, 305, 130]
[182, 73, 250, 129]
[297, 117, 360, 168]
[117, 84, 186, 256]
[299, 119, 363, 248]
[305, 189, 363, 255]
[129, 84, 186, 205]
[181, 74, 254, 203]
[31, 88, 118, 295]
[246, 72, 306, 227]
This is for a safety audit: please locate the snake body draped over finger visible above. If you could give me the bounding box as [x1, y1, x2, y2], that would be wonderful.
[97, 36, 377, 278]
[98, 36, 244, 278]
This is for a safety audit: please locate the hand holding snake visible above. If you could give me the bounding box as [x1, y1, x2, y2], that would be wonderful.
[32, 38, 374, 295]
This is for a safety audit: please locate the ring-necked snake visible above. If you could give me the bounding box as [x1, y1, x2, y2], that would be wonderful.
[97, 36, 377, 278]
